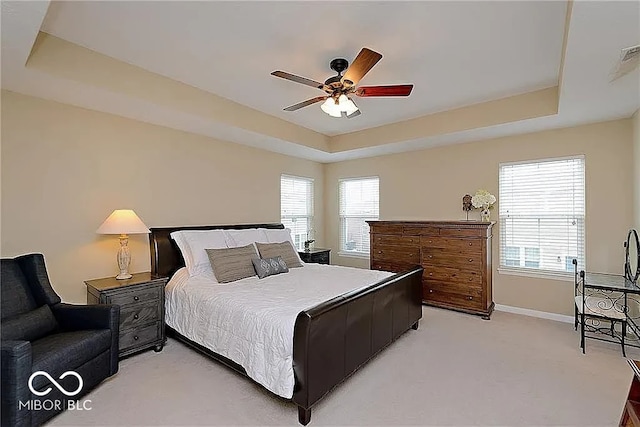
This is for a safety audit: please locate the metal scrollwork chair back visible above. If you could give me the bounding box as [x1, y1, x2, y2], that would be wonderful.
[573, 258, 628, 357]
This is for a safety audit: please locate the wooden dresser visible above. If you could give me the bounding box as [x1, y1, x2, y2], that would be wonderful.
[368, 221, 494, 319]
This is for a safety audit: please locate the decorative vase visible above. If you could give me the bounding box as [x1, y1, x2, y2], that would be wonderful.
[480, 207, 491, 222]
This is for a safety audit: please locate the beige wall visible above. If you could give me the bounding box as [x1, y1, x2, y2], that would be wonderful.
[325, 119, 634, 316]
[1, 91, 324, 303]
[633, 110, 640, 230]
[1, 89, 635, 316]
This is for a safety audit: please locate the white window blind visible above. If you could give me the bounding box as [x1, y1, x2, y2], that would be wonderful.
[280, 175, 314, 251]
[499, 156, 585, 277]
[339, 177, 379, 256]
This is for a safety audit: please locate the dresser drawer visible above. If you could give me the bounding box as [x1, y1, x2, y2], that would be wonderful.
[422, 266, 482, 286]
[421, 236, 483, 254]
[120, 304, 160, 330]
[107, 285, 161, 307]
[421, 249, 482, 269]
[120, 322, 161, 351]
[402, 225, 440, 236]
[372, 245, 420, 263]
[439, 227, 484, 238]
[373, 234, 419, 247]
[423, 285, 483, 310]
[423, 276, 482, 295]
[371, 260, 418, 273]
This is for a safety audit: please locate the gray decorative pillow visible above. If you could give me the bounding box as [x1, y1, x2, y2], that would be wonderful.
[252, 256, 289, 279]
[205, 244, 258, 283]
[255, 242, 303, 268]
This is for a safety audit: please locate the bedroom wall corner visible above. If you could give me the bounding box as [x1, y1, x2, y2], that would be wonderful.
[0, 91, 325, 303]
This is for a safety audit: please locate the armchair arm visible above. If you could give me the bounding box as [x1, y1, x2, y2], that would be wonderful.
[52, 303, 119, 332]
[1, 340, 32, 427]
[52, 303, 121, 375]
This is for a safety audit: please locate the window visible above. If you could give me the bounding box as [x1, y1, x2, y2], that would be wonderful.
[499, 156, 585, 278]
[280, 175, 314, 251]
[504, 246, 521, 267]
[524, 247, 540, 268]
[339, 177, 379, 256]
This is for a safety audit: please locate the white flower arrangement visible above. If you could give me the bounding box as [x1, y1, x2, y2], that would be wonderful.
[471, 189, 496, 210]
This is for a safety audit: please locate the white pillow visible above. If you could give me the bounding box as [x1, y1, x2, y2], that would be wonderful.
[264, 228, 304, 264]
[264, 228, 291, 244]
[170, 230, 228, 277]
[224, 228, 269, 248]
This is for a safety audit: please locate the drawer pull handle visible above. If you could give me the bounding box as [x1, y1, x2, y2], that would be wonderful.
[469, 242, 472, 246]
[452, 273, 457, 277]
[429, 289, 433, 293]
[468, 258, 473, 262]
[134, 314, 139, 320]
[428, 255, 433, 259]
[378, 251, 382, 254]
[467, 296, 473, 300]
[134, 296, 139, 301]
[429, 272, 433, 276]
[469, 278, 473, 281]
[134, 336, 139, 341]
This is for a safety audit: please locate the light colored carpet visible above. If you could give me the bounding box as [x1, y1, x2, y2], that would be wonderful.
[50, 307, 639, 426]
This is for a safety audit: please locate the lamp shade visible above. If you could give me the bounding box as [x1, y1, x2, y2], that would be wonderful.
[96, 209, 150, 235]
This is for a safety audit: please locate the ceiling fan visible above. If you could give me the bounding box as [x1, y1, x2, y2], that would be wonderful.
[271, 47, 413, 119]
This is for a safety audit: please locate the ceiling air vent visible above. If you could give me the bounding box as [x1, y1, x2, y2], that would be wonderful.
[610, 45, 640, 82]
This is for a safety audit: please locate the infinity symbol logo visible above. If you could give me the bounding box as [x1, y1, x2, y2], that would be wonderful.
[28, 371, 83, 397]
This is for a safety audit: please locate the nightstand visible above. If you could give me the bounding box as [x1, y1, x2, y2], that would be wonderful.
[85, 272, 168, 358]
[298, 248, 331, 265]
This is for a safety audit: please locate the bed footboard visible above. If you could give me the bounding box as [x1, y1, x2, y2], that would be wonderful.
[292, 266, 423, 425]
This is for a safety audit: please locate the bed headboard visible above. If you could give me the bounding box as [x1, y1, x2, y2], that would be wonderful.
[149, 223, 285, 278]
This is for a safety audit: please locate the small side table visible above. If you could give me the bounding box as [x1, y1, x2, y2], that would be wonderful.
[85, 272, 168, 358]
[298, 248, 331, 265]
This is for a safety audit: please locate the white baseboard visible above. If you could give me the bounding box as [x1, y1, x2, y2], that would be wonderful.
[495, 304, 574, 324]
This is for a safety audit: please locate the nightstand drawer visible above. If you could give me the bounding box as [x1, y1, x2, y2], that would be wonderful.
[107, 285, 161, 307]
[120, 322, 161, 351]
[120, 304, 160, 330]
[313, 252, 330, 264]
[299, 248, 331, 265]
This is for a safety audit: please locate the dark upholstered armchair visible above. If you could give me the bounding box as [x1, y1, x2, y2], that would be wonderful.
[1, 254, 120, 427]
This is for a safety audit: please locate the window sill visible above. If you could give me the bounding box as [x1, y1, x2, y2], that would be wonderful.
[338, 251, 370, 260]
[498, 267, 574, 282]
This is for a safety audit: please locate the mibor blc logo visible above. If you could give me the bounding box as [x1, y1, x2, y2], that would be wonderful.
[28, 371, 83, 396]
[20, 370, 91, 412]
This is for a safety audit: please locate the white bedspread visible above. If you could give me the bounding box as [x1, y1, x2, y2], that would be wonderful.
[165, 264, 393, 398]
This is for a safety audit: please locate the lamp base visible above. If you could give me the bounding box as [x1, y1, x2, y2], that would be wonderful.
[116, 234, 132, 280]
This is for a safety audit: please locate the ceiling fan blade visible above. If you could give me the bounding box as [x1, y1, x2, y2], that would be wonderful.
[271, 71, 325, 90]
[283, 96, 327, 111]
[355, 85, 414, 97]
[341, 48, 383, 87]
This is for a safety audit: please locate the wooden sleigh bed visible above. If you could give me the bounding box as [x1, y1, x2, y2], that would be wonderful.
[149, 223, 423, 425]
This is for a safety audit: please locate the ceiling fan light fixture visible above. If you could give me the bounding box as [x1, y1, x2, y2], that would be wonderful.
[321, 95, 359, 118]
[320, 97, 342, 117]
[341, 96, 359, 115]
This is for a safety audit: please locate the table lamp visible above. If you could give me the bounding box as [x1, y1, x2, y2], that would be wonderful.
[96, 209, 150, 280]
